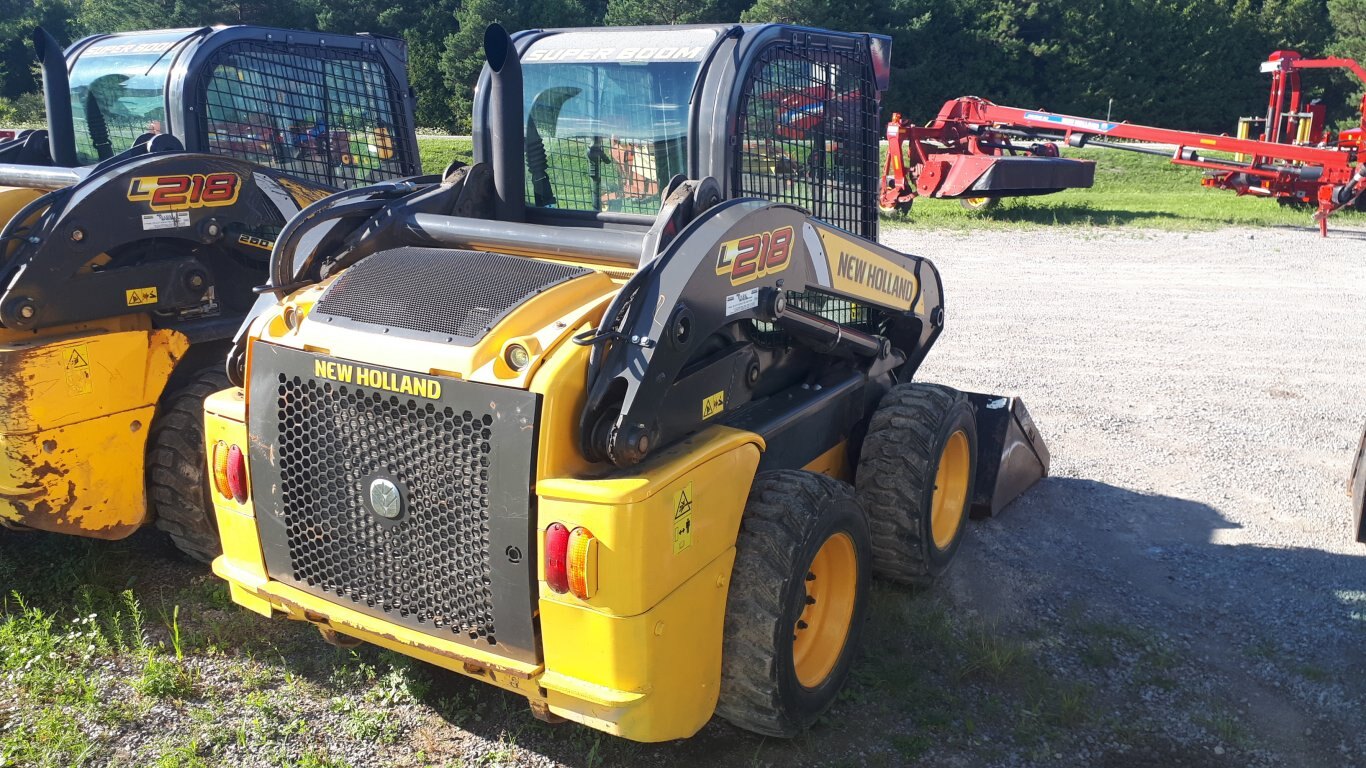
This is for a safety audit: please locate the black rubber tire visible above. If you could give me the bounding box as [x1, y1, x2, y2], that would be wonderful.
[856, 383, 977, 587]
[716, 471, 871, 737]
[959, 196, 999, 213]
[147, 364, 227, 563]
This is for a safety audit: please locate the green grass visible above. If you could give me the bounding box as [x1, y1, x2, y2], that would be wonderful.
[418, 137, 474, 176]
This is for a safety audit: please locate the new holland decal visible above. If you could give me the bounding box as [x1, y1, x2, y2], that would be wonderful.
[127, 172, 241, 212]
[715, 225, 793, 286]
[313, 359, 443, 400]
[815, 227, 921, 310]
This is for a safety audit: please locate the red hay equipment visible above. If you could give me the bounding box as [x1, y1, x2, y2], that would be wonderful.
[882, 50, 1366, 235]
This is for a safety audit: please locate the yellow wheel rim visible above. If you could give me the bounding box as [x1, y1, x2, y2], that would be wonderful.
[931, 429, 971, 550]
[966, 197, 989, 206]
[792, 531, 859, 688]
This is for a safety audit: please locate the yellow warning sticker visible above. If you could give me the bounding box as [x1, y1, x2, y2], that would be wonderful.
[64, 343, 91, 395]
[125, 287, 158, 307]
[702, 390, 725, 420]
[672, 481, 694, 554]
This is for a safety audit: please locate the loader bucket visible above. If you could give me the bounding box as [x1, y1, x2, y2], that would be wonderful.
[965, 392, 1050, 518]
[1350, 423, 1366, 544]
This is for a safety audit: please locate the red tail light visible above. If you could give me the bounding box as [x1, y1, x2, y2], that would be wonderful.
[545, 523, 570, 593]
[226, 444, 248, 503]
[213, 441, 249, 503]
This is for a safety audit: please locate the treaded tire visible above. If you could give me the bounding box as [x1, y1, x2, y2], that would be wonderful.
[147, 364, 227, 563]
[856, 382, 977, 586]
[716, 470, 871, 737]
[959, 196, 999, 213]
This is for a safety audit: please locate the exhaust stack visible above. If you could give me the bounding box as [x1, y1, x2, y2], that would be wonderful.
[34, 27, 77, 167]
[483, 24, 526, 223]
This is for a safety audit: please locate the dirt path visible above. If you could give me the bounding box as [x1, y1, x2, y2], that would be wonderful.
[882, 225, 1366, 766]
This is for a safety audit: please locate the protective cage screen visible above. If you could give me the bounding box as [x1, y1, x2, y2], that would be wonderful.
[734, 39, 880, 239]
[197, 41, 416, 189]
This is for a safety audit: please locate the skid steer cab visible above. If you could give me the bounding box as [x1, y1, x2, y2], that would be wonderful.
[0, 25, 418, 559]
[208, 24, 1048, 741]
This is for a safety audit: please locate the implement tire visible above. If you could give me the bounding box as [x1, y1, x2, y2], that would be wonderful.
[716, 471, 871, 737]
[856, 382, 976, 587]
[148, 364, 227, 563]
[959, 196, 999, 213]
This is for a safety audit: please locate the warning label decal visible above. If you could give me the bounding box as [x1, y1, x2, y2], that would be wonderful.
[672, 481, 694, 554]
[64, 343, 91, 395]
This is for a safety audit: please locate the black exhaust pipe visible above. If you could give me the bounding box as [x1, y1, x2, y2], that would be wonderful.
[483, 24, 526, 222]
[34, 27, 77, 167]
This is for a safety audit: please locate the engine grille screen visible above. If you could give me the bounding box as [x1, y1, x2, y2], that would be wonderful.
[249, 343, 540, 662]
[312, 248, 591, 344]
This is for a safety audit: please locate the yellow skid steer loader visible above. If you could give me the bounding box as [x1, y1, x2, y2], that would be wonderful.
[207, 24, 1049, 740]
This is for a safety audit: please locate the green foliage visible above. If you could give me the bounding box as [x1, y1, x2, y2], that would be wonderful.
[2, 1, 1365, 142]
[605, 0, 717, 25]
[439, 0, 601, 133]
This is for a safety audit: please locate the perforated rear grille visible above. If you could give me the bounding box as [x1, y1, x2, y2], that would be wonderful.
[250, 343, 541, 662]
[275, 375, 498, 641]
[313, 248, 591, 343]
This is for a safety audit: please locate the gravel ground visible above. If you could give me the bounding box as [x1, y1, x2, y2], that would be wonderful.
[4, 224, 1364, 768]
[887, 224, 1366, 766]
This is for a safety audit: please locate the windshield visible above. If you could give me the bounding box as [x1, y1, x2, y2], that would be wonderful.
[520, 29, 715, 214]
[67, 31, 192, 165]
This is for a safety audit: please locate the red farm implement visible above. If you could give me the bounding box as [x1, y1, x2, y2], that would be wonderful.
[883, 50, 1366, 235]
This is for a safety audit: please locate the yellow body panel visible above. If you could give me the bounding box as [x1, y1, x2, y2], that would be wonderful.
[536, 428, 761, 617]
[212, 261, 773, 741]
[802, 439, 850, 480]
[0, 318, 188, 536]
[539, 550, 736, 739]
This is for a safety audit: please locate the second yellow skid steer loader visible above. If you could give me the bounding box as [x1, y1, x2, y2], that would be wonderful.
[0, 26, 419, 559]
[208, 24, 1049, 740]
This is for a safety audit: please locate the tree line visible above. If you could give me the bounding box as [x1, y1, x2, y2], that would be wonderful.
[4, 0, 1366, 134]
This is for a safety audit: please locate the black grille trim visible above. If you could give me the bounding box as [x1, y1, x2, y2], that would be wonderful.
[312, 248, 591, 344]
[248, 342, 540, 663]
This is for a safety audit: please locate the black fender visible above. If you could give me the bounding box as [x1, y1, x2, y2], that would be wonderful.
[0, 151, 331, 330]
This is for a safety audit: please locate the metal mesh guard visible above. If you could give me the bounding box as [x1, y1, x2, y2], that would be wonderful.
[313, 248, 591, 343]
[200, 40, 416, 189]
[275, 374, 498, 642]
[735, 39, 880, 240]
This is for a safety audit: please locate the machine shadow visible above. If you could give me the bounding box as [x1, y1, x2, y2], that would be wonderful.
[977, 205, 1180, 226]
[963, 475, 1366, 628]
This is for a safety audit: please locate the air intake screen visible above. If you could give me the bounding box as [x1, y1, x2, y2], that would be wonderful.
[313, 248, 591, 344]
